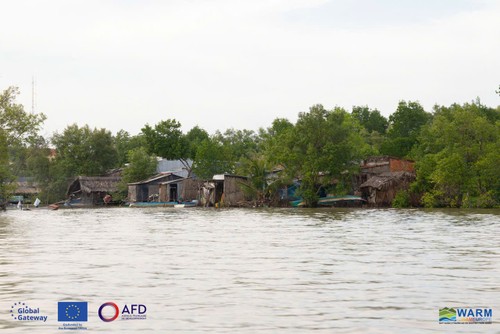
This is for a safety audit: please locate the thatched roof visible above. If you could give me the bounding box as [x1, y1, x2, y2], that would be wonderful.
[360, 172, 415, 191]
[13, 177, 41, 195]
[16, 185, 40, 194]
[68, 176, 121, 195]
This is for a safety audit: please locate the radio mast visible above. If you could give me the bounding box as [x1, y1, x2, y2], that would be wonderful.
[31, 75, 35, 114]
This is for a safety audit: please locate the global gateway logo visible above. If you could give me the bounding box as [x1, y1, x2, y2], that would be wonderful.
[99, 302, 147, 321]
[10, 302, 48, 322]
[439, 307, 492, 324]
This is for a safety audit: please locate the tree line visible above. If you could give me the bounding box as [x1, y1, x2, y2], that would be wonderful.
[1, 86, 499, 207]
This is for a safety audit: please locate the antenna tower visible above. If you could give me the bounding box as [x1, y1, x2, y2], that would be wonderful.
[31, 76, 35, 114]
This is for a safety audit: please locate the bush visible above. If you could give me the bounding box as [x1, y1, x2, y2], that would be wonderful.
[422, 190, 442, 208]
[392, 190, 411, 208]
[477, 191, 497, 208]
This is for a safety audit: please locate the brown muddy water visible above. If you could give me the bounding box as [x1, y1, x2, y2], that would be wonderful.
[0, 207, 499, 333]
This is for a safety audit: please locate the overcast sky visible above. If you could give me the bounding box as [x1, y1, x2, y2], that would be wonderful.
[1, 0, 499, 137]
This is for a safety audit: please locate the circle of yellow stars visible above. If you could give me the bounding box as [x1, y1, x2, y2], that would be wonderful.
[65, 304, 81, 320]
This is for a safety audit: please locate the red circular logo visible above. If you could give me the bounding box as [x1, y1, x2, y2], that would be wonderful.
[98, 302, 119, 322]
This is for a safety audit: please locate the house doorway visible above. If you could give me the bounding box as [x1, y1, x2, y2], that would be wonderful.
[169, 184, 178, 202]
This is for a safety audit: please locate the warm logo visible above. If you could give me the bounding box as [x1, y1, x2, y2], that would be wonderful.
[10, 302, 48, 322]
[439, 307, 456, 322]
[439, 307, 492, 324]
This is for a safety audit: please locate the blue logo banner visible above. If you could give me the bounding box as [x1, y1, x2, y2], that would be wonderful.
[58, 302, 88, 322]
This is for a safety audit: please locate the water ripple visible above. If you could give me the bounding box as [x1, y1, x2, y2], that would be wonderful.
[0, 208, 499, 333]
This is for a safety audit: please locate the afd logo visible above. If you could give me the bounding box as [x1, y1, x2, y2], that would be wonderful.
[440, 307, 492, 324]
[98, 302, 147, 322]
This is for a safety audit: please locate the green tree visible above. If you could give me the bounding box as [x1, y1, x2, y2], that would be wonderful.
[0, 129, 15, 202]
[265, 105, 365, 206]
[122, 147, 157, 183]
[25, 138, 52, 203]
[0, 86, 46, 202]
[259, 118, 295, 164]
[142, 119, 192, 172]
[7, 134, 49, 180]
[351, 106, 388, 134]
[47, 125, 119, 201]
[117, 147, 157, 197]
[215, 128, 260, 161]
[257, 118, 296, 195]
[114, 130, 146, 166]
[192, 137, 233, 179]
[87, 128, 119, 175]
[185, 126, 209, 159]
[236, 154, 270, 204]
[381, 101, 432, 157]
[388, 101, 431, 138]
[412, 101, 500, 207]
[351, 106, 389, 155]
[51, 124, 118, 177]
[0, 86, 46, 146]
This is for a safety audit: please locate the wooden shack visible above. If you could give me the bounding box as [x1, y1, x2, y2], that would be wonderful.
[67, 176, 121, 206]
[212, 174, 250, 207]
[359, 156, 414, 182]
[128, 173, 183, 202]
[13, 177, 41, 203]
[360, 171, 415, 206]
[159, 177, 203, 202]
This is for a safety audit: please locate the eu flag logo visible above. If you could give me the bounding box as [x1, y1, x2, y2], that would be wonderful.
[58, 302, 88, 322]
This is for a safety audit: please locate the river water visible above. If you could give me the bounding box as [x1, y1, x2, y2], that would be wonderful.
[0, 207, 499, 333]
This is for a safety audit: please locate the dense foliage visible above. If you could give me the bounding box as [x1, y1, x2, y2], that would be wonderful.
[261, 105, 366, 206]
[411, 102, 500, 207]
[0, 87, 46, 202]
[1, 84, 499, 208]
[117, 147, 158, 198]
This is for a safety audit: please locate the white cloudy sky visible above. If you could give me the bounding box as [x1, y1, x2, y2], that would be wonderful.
[1, 0, 499, 137]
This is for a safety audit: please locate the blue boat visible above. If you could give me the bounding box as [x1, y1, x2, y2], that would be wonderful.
[129, 200, 198, 208]
[128, 201, 178, 207]
[290, 195, 366, 207]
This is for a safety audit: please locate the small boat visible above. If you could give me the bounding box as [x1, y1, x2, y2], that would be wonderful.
[48, 204, 60, 210]
[174, 200, 198, 208]
[290, 195, 366, 207]
[318, 195, 366, 206]
[129, 200, 199, 208]
[129, 201, 178, 208]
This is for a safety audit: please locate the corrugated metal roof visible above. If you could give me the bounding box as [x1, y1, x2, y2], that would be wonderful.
[213, 174, 248, 181]
[156, 159, 192, 173]
[128, 172, 184, 185]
